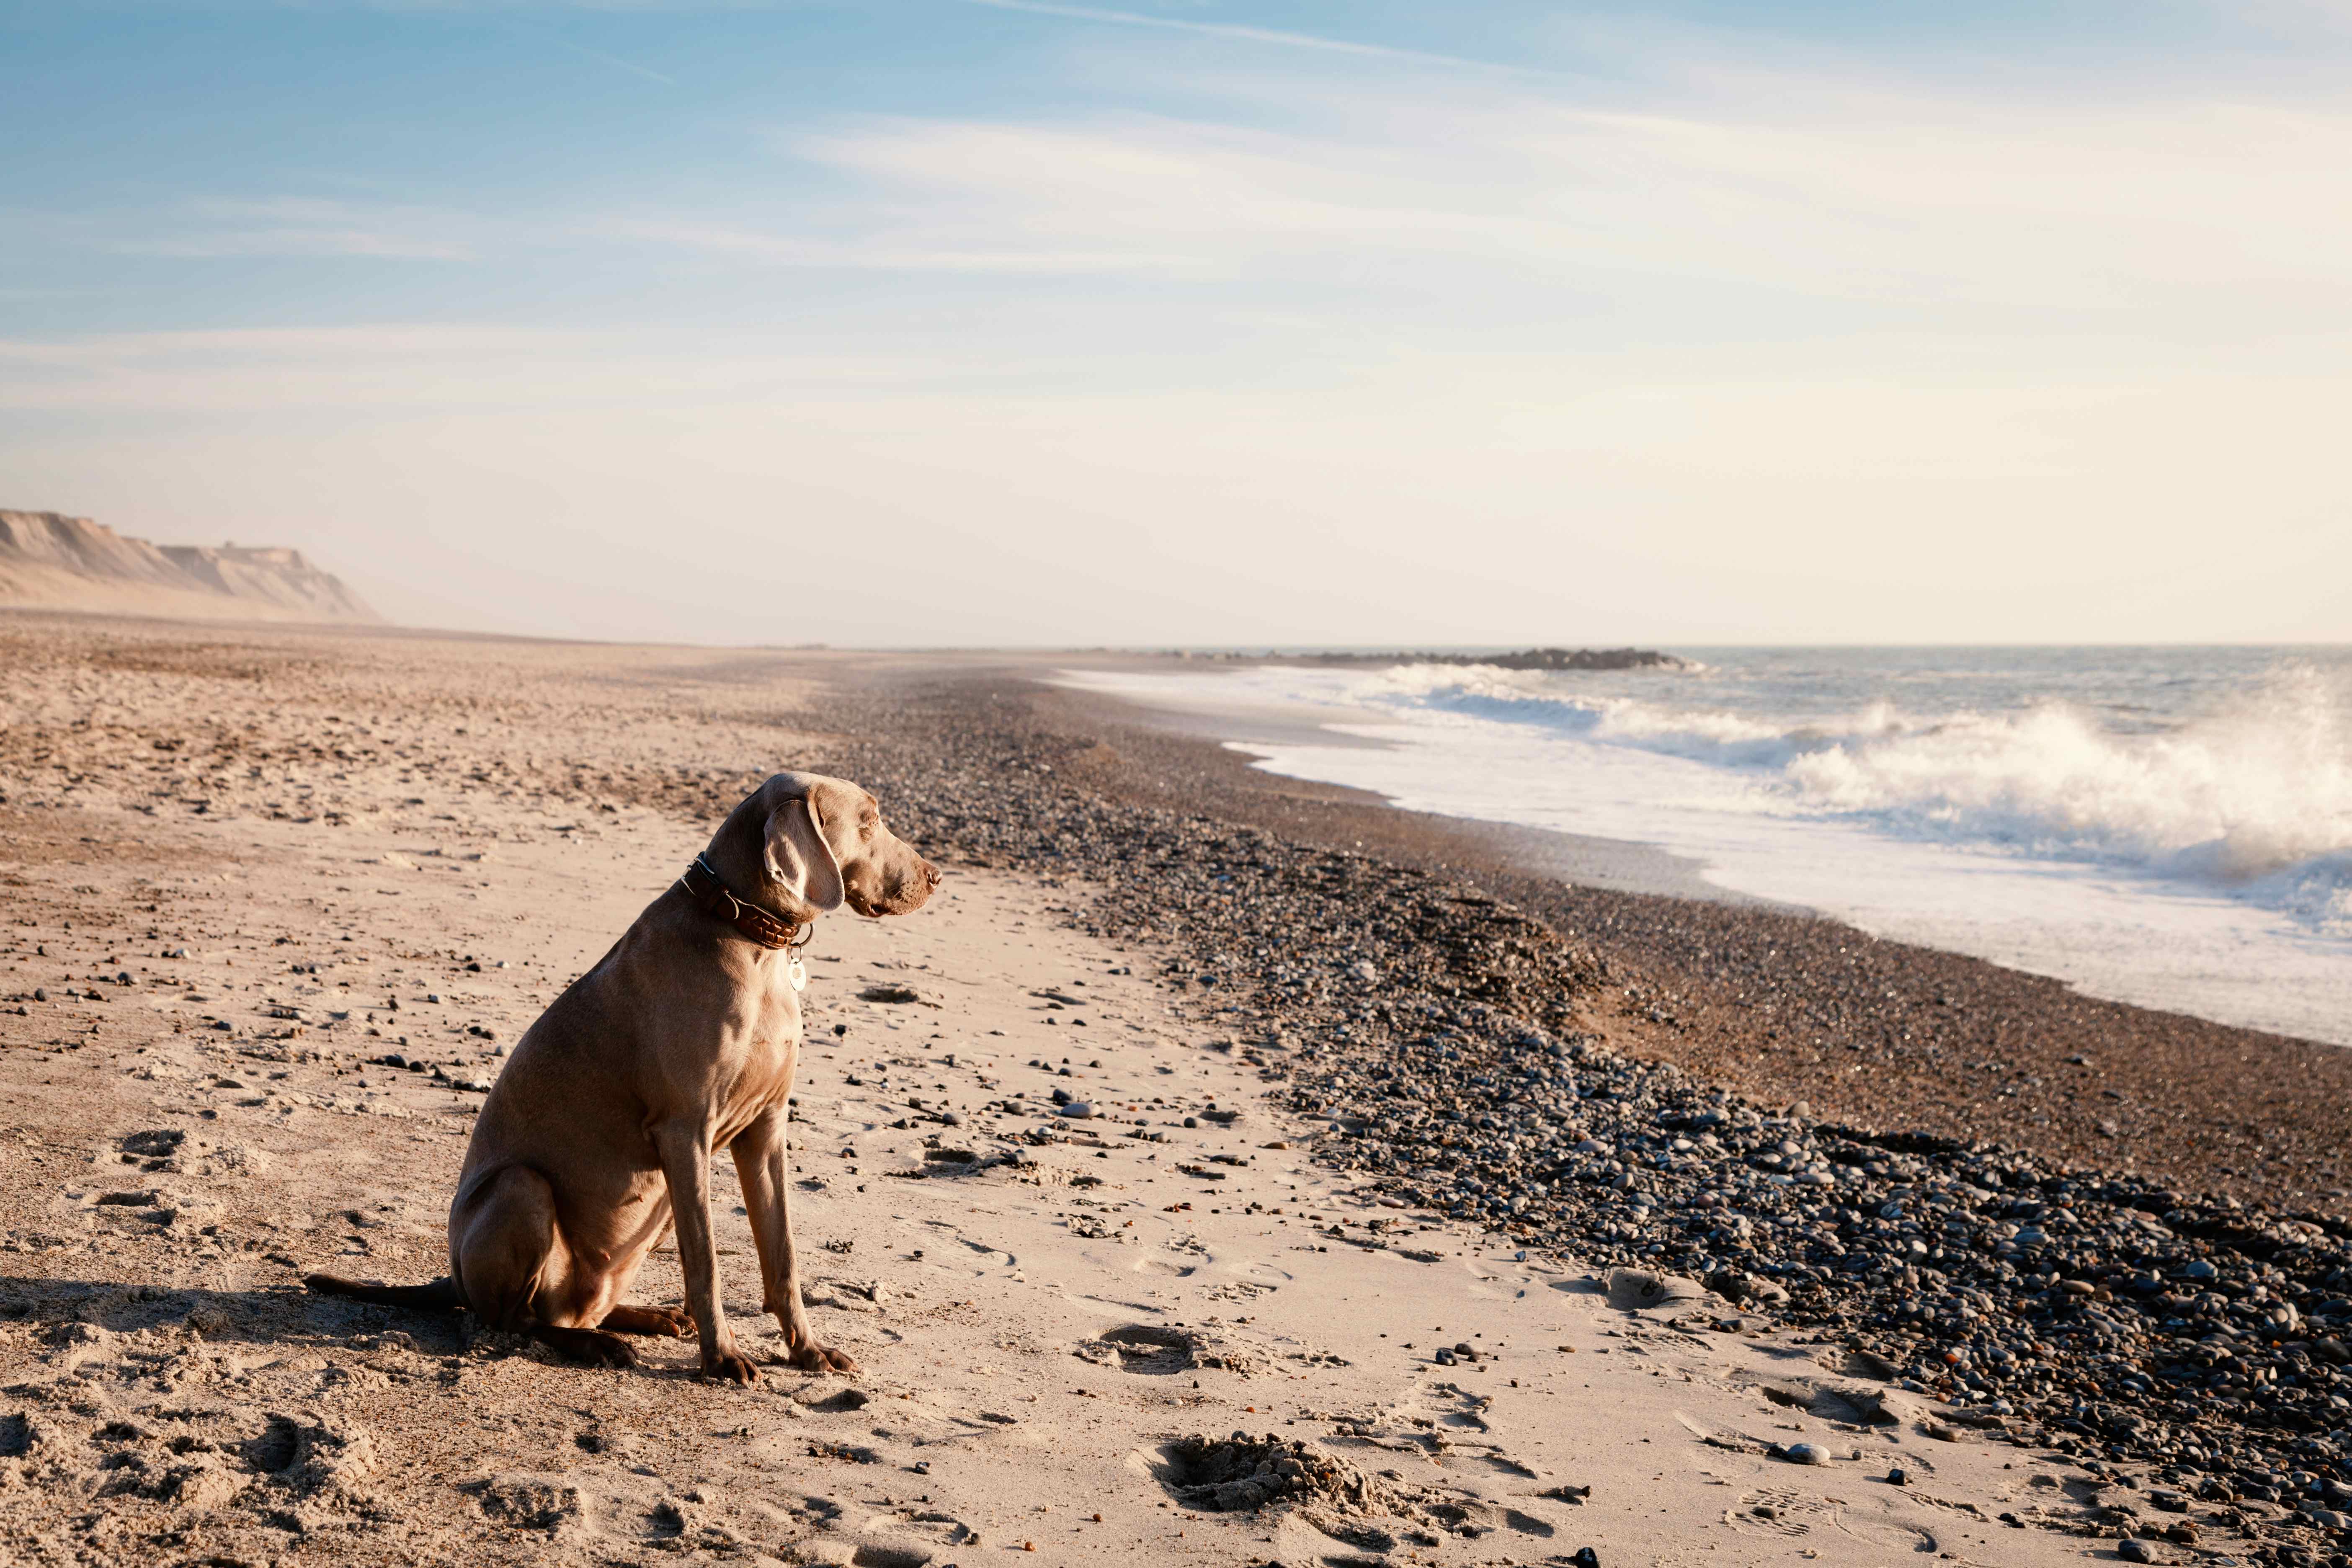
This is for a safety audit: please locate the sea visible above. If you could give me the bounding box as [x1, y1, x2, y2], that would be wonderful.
[1057, 647, 2352, 1047]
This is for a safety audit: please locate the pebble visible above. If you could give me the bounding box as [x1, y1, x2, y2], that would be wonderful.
[1781, 1443, 1830, 1466]
[825, 695, 2352, 1541]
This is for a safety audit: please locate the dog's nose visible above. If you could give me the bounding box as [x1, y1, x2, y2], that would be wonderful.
[922, 861, 942, 889]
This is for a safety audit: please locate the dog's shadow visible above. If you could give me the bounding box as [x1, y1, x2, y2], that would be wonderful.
[0, 1273, 469, 1358]
[0, 1276, 793, 1385]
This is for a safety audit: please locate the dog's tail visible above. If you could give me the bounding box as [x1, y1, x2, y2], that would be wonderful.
[304, 1272, 463, 1312]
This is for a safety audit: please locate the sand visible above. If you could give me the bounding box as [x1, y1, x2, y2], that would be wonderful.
[0, 614, 2273, 1565]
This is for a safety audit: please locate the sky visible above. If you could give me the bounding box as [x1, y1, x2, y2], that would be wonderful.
[3, 1, 2349, 647]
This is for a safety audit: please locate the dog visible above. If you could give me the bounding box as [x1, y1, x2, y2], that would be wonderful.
[307, 770, 940, 1381]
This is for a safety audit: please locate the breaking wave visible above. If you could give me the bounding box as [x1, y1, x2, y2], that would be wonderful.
[1363, 660, 2352, 932]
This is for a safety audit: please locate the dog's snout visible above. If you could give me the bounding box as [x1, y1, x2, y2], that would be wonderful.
[921, 860, 942, 890]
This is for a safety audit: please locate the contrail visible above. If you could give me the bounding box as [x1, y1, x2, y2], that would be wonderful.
[500, 20, 678, 87]
[951, 0, 1565, 77]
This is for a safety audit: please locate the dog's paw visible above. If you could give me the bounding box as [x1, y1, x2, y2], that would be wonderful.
[699, 1348, 761, 1385]
[787, 1341, 861, 1376]
[600, 1303, 694, 1338]
[584, 1334, 640, 1370]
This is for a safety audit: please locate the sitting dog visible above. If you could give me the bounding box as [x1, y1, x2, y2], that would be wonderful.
[307, 771, 940, 1380]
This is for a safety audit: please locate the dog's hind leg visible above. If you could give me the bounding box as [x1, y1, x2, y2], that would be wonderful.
[453, 1164, 639, 1368]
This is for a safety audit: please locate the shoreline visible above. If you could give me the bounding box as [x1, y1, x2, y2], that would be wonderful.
[1015, 662, 2352, 1218]
[3, 614, 2348, 1560]
[1042, 663, 1772, 908]
[1046, 653, 2352, 1050]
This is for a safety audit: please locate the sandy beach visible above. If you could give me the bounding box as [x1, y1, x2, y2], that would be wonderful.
[3, 612, 2349, 1568]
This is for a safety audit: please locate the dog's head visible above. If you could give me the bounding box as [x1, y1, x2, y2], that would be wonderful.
[740, 771, 941, 924]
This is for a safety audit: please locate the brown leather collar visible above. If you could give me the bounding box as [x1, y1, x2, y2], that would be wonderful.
[678, 855, 806, 950]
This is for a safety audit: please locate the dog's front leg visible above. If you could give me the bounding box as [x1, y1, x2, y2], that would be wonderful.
[651, 1117, 758, 1384]
[733, 1105, 859, 1375]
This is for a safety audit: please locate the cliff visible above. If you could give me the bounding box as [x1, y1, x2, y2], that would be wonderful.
[0, 511, 379, 624]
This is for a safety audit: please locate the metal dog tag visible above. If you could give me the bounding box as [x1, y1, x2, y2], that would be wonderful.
[787, 953, 808, 993]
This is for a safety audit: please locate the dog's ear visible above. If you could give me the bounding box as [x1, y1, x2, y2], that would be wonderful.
[763, 794, 845, 921]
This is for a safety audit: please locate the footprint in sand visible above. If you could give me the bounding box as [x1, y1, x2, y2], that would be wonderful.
[1728, 1486, 1835, 1537]
[1133, 1256, 1194, 1277]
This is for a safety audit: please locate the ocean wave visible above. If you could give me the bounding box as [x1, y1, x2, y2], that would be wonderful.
[1360, 660, 2352, 929]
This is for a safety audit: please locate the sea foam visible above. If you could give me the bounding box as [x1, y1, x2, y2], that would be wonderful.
[1367, 659, 2352, 932]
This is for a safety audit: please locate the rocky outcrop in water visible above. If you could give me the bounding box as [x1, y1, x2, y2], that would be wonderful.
[1299, 646, 1690, 672]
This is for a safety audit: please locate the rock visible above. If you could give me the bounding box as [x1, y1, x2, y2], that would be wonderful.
[1571, 1549, 1602, 1568]
[1605, 1268, 1706, 1312]
[2117, 1537, 2157, 1563]
[1056, 1102, 1094, 1119]
[1704, 1269, 1788, 1308]
[1779, 1443, 1831, 1466]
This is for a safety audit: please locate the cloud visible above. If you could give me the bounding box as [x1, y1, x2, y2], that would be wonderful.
[562, 58, 2352, 332]
[595, 216, 1200, 275]
[950, 0, 1565, 77]
[10, 10, 2352, 643]
[106, 199, 476, 261]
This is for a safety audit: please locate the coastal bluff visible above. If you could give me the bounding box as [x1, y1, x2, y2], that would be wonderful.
[0, 509, 378, 624]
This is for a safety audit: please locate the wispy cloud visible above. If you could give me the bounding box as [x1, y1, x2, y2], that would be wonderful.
[497, 15, 678, 85]
[631, 72, 2352, 330]
[951, 0, 1567, 77]
[596, 216, 1199, 274]
[108, 199, 476, 261]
